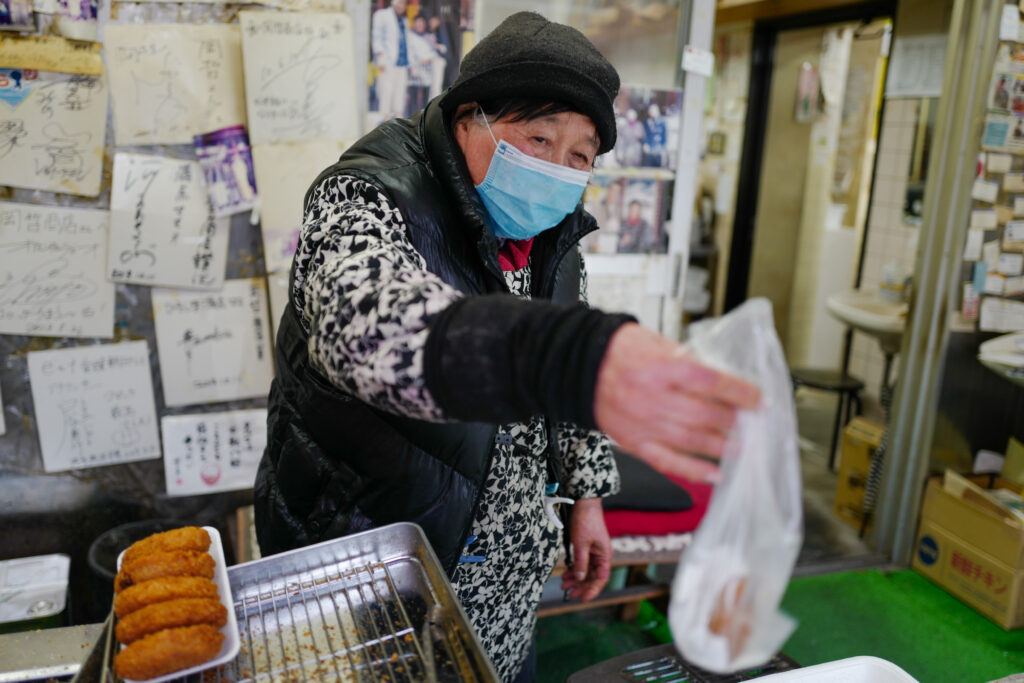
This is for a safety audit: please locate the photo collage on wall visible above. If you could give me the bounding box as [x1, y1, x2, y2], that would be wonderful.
[582, 175, 670, 255]
[964, 37, 1024, 333]
[367, 0, 465, 127]
[580, 85, 680, 256]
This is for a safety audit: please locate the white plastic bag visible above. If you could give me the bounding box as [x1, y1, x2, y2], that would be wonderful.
[668, 298, 803, 673]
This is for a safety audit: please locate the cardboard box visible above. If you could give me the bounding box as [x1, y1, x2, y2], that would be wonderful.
[833, 418, 885, 532]
[838, 417, 885, 474]
[912, 475, 1024, 629]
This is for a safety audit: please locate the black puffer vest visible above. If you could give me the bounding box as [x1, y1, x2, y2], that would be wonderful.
[254, 98, 598, 576]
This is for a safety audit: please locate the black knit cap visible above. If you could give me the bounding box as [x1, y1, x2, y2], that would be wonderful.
[439, 12, 620, 154]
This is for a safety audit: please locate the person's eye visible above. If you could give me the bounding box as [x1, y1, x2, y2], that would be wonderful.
[532, 136, 549, 145]
[573, 153, 592, 168]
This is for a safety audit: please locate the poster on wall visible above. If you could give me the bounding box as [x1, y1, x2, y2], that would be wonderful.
[239, 11, 359, 146]
[54, 0, 97, 41]
[194, 125, 258, 218]
[27, 341, 161, 473]
[367, 0, 462, 128]
[0, 69, 107, 196]
[104, 24, 247, 145]
[602, 85, 682, 170]
[0, 202, 115, 338]
[582, 174, 670, 255]
[109, 153, 230, 290]
[251, 139, 352, 274]
[161, 410, 267, 496]
[0, 0, 35, 31]
[151, 278, 275, 407]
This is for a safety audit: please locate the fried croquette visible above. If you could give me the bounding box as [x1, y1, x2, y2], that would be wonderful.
[116, 598, 227, 645]
[114, 625, 225, 681]
[114, 576, 219, 618]
[115, 550, 215, 593]
[122, 527, 211, 567]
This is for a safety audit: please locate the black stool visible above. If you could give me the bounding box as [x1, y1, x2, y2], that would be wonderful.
[790, 368, 864, 471]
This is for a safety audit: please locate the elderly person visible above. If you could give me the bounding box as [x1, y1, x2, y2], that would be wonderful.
[255, 12, 758, 682]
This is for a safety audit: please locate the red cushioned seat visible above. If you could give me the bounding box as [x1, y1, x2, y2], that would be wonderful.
[604, 477, 713, 538]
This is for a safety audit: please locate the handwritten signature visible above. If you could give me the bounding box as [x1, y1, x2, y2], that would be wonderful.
[0, 255, 99, 306]
[0, 120, 27, 159]
[32, 122, 91, 181]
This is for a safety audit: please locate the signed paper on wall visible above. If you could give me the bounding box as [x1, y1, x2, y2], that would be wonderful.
[152, 278, 274, 407]
[251, 140, 351, 273]
[980, 296, 1024, 332]
[0, 69, 107, 196]
[27, 341, 161, 473]
[0, 202, 114, 338]
[109, 153, 229, 289]
[104, 24, 246, 145]
[239, 11, 359, 145]
[162, 409, 267, 496]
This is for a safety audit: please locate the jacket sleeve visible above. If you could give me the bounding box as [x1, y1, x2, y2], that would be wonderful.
[556, 247, 621, 499]
[299, 175, 636, 428]
[294, 174, 462, 421]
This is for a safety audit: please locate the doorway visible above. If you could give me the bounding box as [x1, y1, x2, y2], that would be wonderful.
[723, 2, 896, 569]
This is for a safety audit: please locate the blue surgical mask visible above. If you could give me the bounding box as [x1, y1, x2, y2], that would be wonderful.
[473, 110, 591, 240]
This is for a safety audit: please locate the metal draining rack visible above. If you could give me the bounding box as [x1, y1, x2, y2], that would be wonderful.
[78, 523, 498, 683]
[218, 555, 486, 682]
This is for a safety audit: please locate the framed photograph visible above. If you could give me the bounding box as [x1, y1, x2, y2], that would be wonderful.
[604, 85, 682, 170]
[368, 0, 462, 127]
[0, 0, 35, 31]
[582, 173, 669, 255]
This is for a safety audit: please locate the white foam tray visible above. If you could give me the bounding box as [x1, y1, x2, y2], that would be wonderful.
[760, 656, 918, 682]
[115, 526, 239, 683]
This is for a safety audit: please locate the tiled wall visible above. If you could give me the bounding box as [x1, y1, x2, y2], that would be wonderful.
[847, 98, 921, 415]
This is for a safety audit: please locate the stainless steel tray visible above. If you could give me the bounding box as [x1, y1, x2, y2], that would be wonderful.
[76, 522, 498, 683]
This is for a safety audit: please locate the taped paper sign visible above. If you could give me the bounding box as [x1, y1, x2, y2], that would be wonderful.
[27, 341, 161, 472]
[109, 153, 229, 289]
[0, 69, 107, 196]
[162, 409, 267, 496]
[251, 139, 351, 273]
[980, 296, 1024, 333]
[104, 24, 246, 145]
[239, 11, 359, 145]
[151, 278, 274, 407]
[0, 202, 114, 338]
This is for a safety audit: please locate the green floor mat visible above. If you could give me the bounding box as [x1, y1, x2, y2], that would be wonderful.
[781, 569, 1024, 682]
[536, 570, 1024, 682]
[535, 605, 662, 683]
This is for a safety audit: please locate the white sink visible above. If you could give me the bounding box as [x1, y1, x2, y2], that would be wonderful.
[978, 331, 1024, 388]
[826, 290, 907, 355]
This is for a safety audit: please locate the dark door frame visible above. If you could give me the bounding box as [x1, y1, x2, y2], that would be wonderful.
[723, 0, 899, 316]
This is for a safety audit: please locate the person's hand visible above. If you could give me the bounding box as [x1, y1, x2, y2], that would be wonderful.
[594, 323, 760, 482]
[561, 498, 611, 602]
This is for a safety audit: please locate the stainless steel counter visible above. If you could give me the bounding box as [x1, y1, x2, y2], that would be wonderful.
[0, 623, 103, 682]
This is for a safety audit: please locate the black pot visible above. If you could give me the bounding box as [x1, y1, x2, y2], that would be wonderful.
[86, 519, 188, 618]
